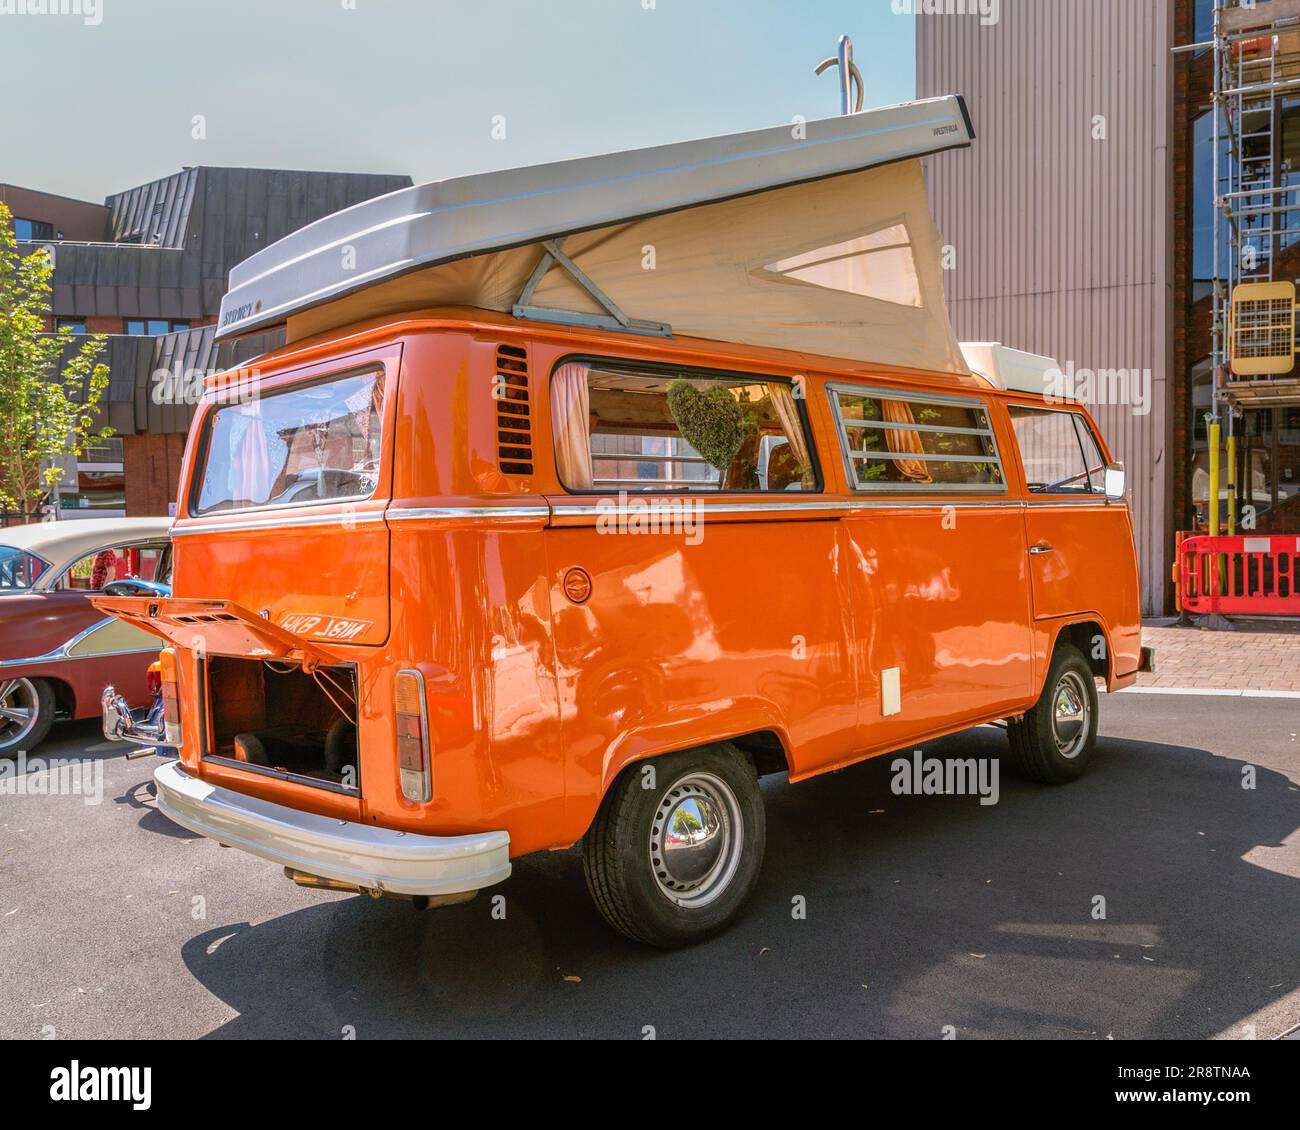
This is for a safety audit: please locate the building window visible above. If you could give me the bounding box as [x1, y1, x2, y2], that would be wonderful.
[12, 217, 54, 241]
[1192, 109, 1232, 291]
[1194, 0, 1216, 43]
[55, 317, 87, 334]
[125, 319, 188, 335]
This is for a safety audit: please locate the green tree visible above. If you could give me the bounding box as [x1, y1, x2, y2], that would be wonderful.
[0, 200, 112, 519]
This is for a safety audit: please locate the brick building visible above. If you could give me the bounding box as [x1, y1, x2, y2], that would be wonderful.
[4, 167, 410, 517]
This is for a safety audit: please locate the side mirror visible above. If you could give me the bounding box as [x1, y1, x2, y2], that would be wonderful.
[1104, 462, 1126, 501]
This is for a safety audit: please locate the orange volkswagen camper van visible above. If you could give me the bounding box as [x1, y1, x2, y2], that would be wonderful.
[96, 97, 1147, 946]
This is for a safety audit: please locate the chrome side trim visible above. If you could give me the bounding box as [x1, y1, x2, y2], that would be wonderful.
[551, 497, 1025, 519]
[386, 506, 552, 522]
[172, 511, 387, 537]
[1023, 497, 1117, 508]
[170, 496, 1124, 534]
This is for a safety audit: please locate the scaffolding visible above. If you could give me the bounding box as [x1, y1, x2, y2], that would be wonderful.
[1177, 0, 1300, 537]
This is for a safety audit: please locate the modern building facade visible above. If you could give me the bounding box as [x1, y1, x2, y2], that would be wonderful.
[918, 0, 1300, 616]
[917, 0, 1175, 615]
[4, 167, 411, 518]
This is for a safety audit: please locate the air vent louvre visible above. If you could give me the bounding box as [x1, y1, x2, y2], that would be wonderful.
[494, 344, 533, 474]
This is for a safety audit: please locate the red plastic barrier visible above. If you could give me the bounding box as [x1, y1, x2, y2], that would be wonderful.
[1179, 534, 1300, 615]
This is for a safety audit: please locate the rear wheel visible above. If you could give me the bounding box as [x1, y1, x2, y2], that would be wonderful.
[582, 743, 766, 948]
[0, 678, 56, 758]
[1006, 644, 1098, 784]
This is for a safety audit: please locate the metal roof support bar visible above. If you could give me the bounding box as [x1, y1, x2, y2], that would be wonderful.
[512, 238, 672, 338]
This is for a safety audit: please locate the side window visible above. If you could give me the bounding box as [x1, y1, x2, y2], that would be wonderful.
[1073, 417, 1108, 494]
[829, 386, 1005, 491]
[53, 543, 167, 592]
[1009, 406, 1104, 495]
[551, 360, 816, 492]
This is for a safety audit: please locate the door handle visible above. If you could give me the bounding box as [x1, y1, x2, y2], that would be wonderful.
[1029, 545, 1055, 556]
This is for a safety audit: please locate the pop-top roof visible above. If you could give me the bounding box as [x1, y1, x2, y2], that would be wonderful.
[216, 96, 975, 344]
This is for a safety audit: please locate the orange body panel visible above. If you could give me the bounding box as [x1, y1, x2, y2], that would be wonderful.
[161, 308, 1142, 858]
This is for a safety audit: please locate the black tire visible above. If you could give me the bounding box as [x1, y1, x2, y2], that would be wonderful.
[582, 742, 766, 948]
[1006, 644, 1099, 784]
[0, 677, 56, 758]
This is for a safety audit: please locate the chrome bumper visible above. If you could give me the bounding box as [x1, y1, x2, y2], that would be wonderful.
[152, 760, 512, 897]
[101, 686, 166, 746]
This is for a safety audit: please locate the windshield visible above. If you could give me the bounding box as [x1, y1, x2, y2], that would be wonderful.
[194, 368, 385, 516]
[0, 546, 51, 591]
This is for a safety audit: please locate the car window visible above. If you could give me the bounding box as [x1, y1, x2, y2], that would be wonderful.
[194, 368, 385, 515]
[0, 546, 50, 591]
[1009, 406, 1103, 495]
[552, 360, 817, 492]
[52, 542, 168, 592]
[828, 386, 1005, 491]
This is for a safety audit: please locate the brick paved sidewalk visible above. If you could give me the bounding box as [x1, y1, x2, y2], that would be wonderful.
[1137, 619, 1300, 693]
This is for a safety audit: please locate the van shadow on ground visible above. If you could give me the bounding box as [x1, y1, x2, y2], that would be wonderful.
[181, 728, 1299, 1040]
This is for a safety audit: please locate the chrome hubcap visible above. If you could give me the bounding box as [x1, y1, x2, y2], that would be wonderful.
[0, 678, 39, 748]
[1052, 670, 1090, 760]
[649, 771, 743, 908]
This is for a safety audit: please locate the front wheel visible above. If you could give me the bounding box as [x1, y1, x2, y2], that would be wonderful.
[582, 743, 766, 948]
[0, 678, 56, 758]
[1006, 644, 1099, 784]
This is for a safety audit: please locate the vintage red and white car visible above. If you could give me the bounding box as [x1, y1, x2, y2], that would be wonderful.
[0, 517, 172, 756]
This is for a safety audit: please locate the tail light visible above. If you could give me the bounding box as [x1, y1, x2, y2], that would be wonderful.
[394, 669, 431, 803]
[145, 661, 162, 697]
[158, 647, 183, 748]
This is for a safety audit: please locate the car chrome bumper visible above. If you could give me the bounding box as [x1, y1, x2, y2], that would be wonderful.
[152, 760, 512, 897]
[101, 686, 166, 746]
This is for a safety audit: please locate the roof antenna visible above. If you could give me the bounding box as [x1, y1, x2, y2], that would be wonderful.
[815, 35, 865, 116]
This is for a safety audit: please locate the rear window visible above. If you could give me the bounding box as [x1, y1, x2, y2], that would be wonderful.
[194, 368, 384, 516]
[0, 547, 49, 591]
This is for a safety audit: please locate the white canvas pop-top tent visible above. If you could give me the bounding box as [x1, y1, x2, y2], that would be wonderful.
[216, 96, 976, 375]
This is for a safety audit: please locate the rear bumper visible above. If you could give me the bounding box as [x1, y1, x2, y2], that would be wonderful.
[153, 760, 511, 896]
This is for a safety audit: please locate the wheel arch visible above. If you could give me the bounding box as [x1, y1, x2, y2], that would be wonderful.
[1045, 617, 1117, 690]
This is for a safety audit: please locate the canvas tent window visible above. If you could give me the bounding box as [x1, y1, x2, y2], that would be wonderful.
[761, 223, 924, 308]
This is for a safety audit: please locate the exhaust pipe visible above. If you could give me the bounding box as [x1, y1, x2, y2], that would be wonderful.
[283, 867, 477, 911]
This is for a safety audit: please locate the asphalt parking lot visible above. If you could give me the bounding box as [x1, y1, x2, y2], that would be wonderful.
[2, 693, 1297, 1041]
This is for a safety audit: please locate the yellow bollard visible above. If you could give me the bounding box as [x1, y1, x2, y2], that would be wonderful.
[1209, 420, 1221, 537]
[1227, 431, 1237, 537]
[1208, 420, 1222, 597]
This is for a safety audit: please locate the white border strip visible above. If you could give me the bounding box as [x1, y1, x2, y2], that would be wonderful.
[1119, 686, 1300, 699]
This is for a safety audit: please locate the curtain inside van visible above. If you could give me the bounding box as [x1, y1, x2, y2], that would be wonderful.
[881, 399, 933, 483]
[552, 362, 594, 489]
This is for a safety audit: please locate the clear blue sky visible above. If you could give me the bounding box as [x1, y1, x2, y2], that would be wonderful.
[1, 0, 916, 202]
